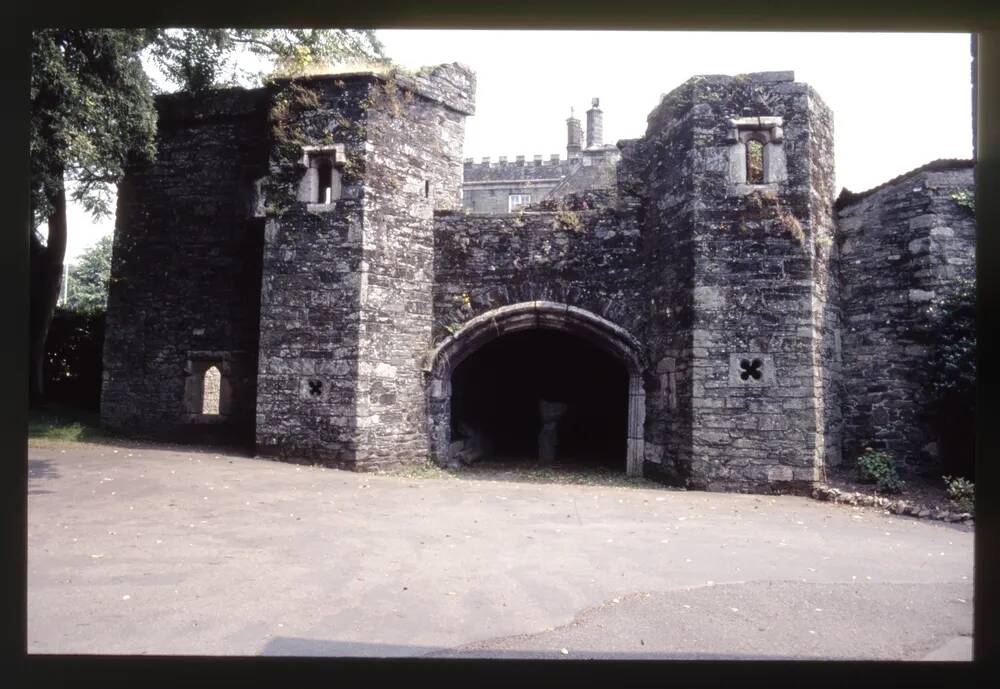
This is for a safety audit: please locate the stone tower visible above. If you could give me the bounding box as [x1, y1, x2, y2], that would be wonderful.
[254, 65, 476, 467]
[623, 71, 839, 492]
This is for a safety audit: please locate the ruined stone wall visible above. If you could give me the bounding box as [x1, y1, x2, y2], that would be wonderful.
[836, 162, 975, 470]
[101, 88, 270, 445]
[659, 72, 835, 493]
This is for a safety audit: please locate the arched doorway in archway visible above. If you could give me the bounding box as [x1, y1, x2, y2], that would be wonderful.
[451, 329, 628, 469]
[426, 301, 646, 475]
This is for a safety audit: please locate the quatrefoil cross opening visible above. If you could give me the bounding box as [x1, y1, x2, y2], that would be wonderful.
[308, 379, 324, 397]
[739, 358, 764, 381]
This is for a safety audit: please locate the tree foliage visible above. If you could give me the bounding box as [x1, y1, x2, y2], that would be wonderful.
[31, 29, 158, 224]
[65, 235, 114, 313]
[146, 29, 386, 93]
[30, 29, 157, 402]
[44, 308, 106, 411]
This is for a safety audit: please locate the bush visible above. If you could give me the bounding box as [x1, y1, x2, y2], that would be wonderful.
[943, 475, 974, 513]
[856, 448, 904, 494]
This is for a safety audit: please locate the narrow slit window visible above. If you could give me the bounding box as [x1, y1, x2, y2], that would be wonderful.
[316, 158, 335, 204]
[202, 365, 221, 415]
[425, 180, 431, 198]
[746, 139, 765, 184]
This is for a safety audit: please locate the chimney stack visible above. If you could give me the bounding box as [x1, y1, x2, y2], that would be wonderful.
[566, 107, 583, 159]
[586, 97, 603, 148]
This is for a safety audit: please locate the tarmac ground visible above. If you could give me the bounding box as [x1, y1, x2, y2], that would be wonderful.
[27, 442, 973, 660]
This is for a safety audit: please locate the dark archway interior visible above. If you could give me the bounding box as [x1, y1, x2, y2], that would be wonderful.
[451, 329, 628, 470]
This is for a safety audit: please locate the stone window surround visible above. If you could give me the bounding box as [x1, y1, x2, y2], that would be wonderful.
[299, 144, 347, 212]
[424, 301, 648, 477]
[725, 116, 786, 191]
[183, 351, 241, 423]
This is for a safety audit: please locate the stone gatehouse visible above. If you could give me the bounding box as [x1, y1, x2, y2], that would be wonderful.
[100, 63, 975, 493]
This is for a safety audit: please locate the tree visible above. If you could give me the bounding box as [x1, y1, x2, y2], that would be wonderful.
[30, 29, 157, 403]
[65, 235, 114, 313]
[146, 29, 386, 93]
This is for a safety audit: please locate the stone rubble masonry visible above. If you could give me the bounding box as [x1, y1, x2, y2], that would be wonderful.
[254, 65, 474, 468]
[101, 64, 975, 494]
[102, 86, 270, 446]
[836, 162, 975, 469]
[631, 72, 839, 493]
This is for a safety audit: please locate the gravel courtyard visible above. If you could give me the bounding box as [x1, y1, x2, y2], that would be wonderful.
[27, 442, 973, 659]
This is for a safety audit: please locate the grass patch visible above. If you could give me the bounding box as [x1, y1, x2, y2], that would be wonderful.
[28, 407, 108, 445]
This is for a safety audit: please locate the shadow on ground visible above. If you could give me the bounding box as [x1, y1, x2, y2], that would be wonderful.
[259, 636, 815, 659]
[260, 636, 445, 657]
[28, 459, 60, 495]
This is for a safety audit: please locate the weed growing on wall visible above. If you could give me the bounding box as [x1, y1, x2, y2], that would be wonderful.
[741, 189, 805, 245]
[950, 189, 975, 214]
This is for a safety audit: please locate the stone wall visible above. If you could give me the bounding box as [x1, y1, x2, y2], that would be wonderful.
[253, 77, 371, 464]
[432, 208, 646, 343]
[101, 87, 270, 445]
[836, 161, 975, 470]
[429, 208, 648, 472]
[617, 90, 698, 486]
[354, 64, 474, 467]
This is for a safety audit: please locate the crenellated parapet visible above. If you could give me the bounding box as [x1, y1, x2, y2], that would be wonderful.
[463, 154, 577, 180]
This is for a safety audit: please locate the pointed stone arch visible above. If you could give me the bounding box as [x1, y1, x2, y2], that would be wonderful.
[424, 301, 647, 476]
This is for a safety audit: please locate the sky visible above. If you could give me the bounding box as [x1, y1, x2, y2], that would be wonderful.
[54, 30, 973, 264]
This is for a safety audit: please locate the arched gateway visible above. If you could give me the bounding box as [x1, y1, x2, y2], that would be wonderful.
[424, 301, 647, 476]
